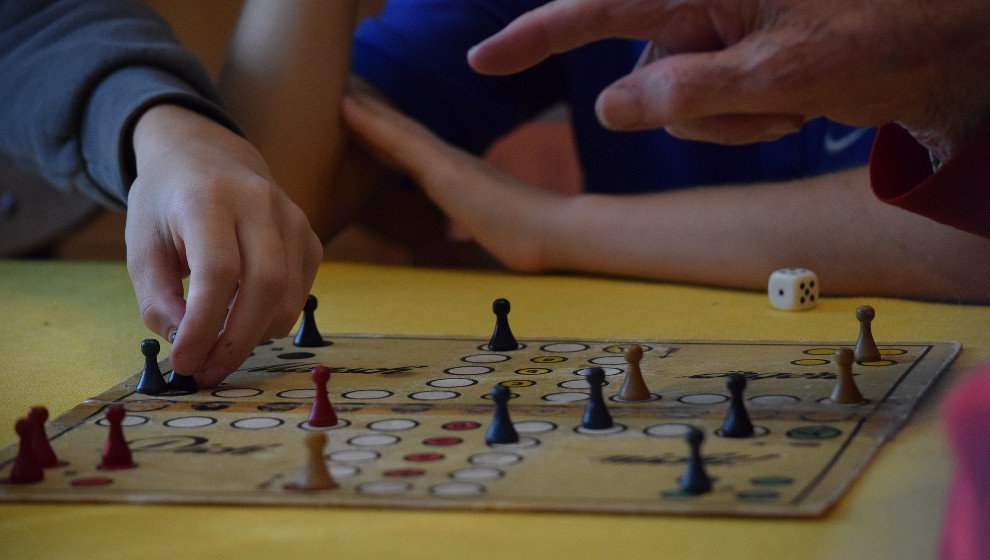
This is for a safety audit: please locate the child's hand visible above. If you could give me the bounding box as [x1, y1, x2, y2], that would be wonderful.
[126, 104, 323, 387]
[342, 94, 565, 274]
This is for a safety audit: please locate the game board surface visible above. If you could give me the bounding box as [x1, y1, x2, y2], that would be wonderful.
[0, 334, 960, 517]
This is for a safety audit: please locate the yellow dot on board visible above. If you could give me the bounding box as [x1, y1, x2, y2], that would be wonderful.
[532, 356, 566, 363]
[792, 358, 830, 366]
[804, 348, 837, 355]
[500, 379, 536, 388]
[516, 368, 552, 375]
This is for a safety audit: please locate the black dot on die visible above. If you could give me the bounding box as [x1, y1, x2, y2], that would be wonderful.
[800, 297, 806, 304]
[804, 289, 811, 296]
[778, 289, 785, 296]
[810, 295, 816, 301]
[810, 281, 816, 288]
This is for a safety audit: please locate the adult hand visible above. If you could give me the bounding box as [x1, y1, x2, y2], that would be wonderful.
[468, 0, 990, 158]
[126, 104, 323, 387]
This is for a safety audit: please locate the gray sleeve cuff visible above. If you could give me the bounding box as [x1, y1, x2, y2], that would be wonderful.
[81, 66, 242, 209]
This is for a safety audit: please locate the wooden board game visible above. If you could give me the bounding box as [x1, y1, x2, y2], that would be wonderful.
[0, 334, 959, 517]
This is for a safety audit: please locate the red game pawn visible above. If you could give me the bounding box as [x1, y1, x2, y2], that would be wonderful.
[28, 406, 63, 468]
[308, 366, 338, 427]
[8, 418, 43, 484]
[100, 405, 134, 470]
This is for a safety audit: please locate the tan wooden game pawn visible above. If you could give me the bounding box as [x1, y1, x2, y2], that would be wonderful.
[854, 305, 882, 363]
[619, 344, 651, 401]
[831, 348, 865, 404]
[300, 431, 336, 490]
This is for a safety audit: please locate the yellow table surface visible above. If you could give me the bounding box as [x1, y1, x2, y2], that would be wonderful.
[1, 260, 988, 560]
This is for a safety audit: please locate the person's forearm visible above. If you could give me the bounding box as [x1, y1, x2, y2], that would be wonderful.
[220, 0, 360, 239]
[543, 167, 990, 302]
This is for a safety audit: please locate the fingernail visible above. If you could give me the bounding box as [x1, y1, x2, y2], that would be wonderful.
[167, 328, 177, 344]
[596, 87, 642, 130]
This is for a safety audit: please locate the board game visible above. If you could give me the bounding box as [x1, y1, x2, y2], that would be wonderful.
[0, 330, 960, 517]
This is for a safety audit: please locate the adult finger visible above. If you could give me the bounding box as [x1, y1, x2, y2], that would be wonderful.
[469, 0, 662, 75]
[664, 113, 806, 145]
[168, 218, 241, 376]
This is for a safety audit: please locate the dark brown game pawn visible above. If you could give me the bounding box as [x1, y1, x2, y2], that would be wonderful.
[487, 298, 519, 351]
[100, 405, 134, 470]
[308, 366, 338, 427]
[618, 344, 651, 401]
[294, 295, 326, 347]
[854, 305, 882, 363]
[28, 406, 63, 468]
[678, 426, 712, 495]
[7, 418, 43, 484]
[136, 339, 167, 395]
[831, 348, 865, 404]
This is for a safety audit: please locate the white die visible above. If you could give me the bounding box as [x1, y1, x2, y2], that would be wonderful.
[768, 268, 819, 310]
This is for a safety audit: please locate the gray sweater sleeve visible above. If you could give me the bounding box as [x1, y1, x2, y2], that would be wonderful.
[0, 0, 240, 209]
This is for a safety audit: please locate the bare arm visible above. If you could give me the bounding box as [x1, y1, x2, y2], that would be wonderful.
[219, 0, 360, 239]
[343, 94, 990, 303]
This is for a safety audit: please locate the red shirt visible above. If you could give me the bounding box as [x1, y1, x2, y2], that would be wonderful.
[871, 123, 990, 238]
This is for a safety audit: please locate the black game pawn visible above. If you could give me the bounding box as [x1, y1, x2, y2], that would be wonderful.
[167, 371, 198, 395]
[582, 367, 613, 430]
[294, 295, 326, 347]
[136, 339, 167, 395]
[678, 426, 712, 495]
[487, 298, 519, 351]
[485, 385, 519, 445]
[720, 373, 754, 438]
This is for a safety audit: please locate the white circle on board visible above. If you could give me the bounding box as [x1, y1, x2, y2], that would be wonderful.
[463, 354, 511, 363]
[357, 481, 411, 495]
[231, 417, 283, 430]
[490, 436, 540, 449]
[540, 343, 589, 353]
[559, 379, 609, 390]
[644, 423, 693, 438]
[513, 421, 557, 434]
[299, 419, 350, 430]
[431, 482, 485, 497]
[469, 451, 523, 467]
[749, 394, 800, 405]
[445, 366, 493, 375]
[329, 464, 360, 479]
[588, 356, 627, 366]
[450, 467, 503, 483]
[409, 391, 459, 401]
[542, 392, 588, 403]
[428, 378, 477, 388]
[328, 449, 380, 463]
[163, 416, 216, 428]
[277, 389, 316, 399]
[573, 367, 623, 377]
[678, 393, 729, 404]
[368, 419, 419, 431]
[575, 424, 626, 436]
[342, 390, 393, 400]
[212, 388, 262, 398]
[97, 414, 149, 427]
[348, 434, 400, 447]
